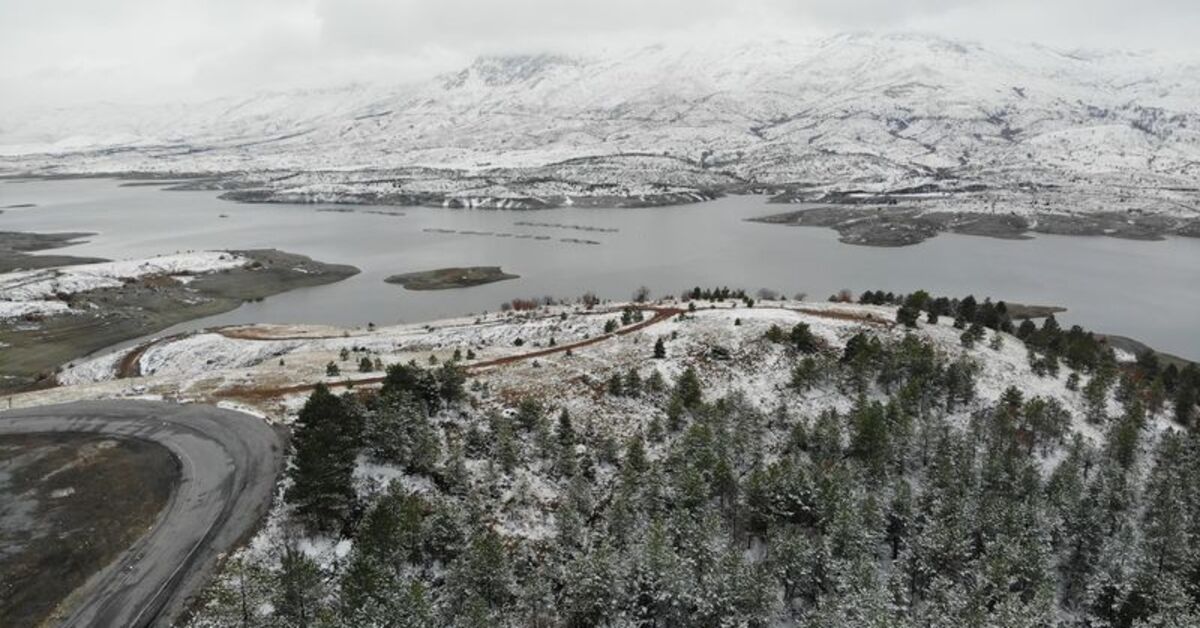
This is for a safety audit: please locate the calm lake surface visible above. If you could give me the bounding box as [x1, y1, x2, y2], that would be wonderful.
[3, 178, 1198, 360]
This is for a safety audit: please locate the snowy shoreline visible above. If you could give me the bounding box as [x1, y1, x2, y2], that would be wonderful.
[0, 251, 249, 320]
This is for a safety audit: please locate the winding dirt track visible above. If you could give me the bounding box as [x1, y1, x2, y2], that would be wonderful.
[215, 303, 894, 401]
[221, 305, 685, 400]
[128, 303, 878, 402]
[116, 332, 191, 379]
[0, 400, 284, 628]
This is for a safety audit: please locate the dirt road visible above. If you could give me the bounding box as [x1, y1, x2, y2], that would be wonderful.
[220, 305, 685, 400]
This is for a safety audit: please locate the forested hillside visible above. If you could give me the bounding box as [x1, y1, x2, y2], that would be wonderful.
[187, 292, 1200, 627]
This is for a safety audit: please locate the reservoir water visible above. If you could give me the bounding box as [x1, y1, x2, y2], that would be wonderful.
[3, 178, 1198, 360]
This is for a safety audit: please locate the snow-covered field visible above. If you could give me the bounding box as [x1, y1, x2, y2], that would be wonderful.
[0, 251, 248, 320]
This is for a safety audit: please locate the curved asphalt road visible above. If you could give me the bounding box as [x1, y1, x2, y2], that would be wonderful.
[0, 400, 284, 627]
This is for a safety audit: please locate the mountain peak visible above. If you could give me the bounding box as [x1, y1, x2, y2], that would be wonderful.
[3, 35, 1198, 195]
[442, 53, 578, 89]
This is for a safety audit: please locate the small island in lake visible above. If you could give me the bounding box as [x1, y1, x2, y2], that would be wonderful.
[385, 266, 519, 290]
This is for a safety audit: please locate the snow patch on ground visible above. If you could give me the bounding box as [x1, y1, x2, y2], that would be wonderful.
[0, 300, 70, 319]
[56, 350, 123, 386]
[0, 251, 248, 320]
[137, 333, 302, 378]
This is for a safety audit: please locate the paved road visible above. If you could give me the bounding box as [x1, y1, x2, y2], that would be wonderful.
[0, 400, 284, 627]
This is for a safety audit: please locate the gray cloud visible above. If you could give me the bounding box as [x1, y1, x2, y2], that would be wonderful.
[1, 0, 1194, 109]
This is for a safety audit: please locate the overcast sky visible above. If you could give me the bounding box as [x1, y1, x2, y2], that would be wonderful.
[1, 0, 1195, 109]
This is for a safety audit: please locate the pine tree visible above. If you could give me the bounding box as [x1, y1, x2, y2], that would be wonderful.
[275, 530, 327, 627]
[560, 544, 621, 626]
[1174, 376, 1197, 426]
[379, 361, 466, 414]
[1048, 440, 1103, 609]
[1139, 433, 1191, 581]
[493, 414, 519, 473]
[423, 498, 466, 563]
[850, 398, 890, 479]
[1146, 378, 1167, 417]
[790, 356, 822, 392]
[556, 408, 576, 451]
[674, 367, 703, 409]
[790, 323, 820, 352]
[517, 561, 557, 628]
[607, 372, 624, 396]
[436, 363, 467, 409]
[886, 479, 913, 560]
[554, 409, 578, 478]
[340, 549, 389, 619]
[515, 397, 544, 432]
[958, 295, 978, 321]
[1083, 372, 1113, 424]
[623, 434, 648, 477]
[447, 525, 511, 618]
[443, 435, 470, 496]
[286, 384, 361, 533]
[624, 368, 642, 397]
[653, 337, 666, 359]
[364, 394, 440, 474]
[960, 321, 986, 348]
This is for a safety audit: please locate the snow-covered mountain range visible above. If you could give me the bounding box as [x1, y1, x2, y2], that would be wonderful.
[3, 33, 1199, 220]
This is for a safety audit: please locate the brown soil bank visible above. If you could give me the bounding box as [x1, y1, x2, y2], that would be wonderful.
[385, 266, 519, 290]
[0, 433, 178, 627]
[0, 248, 359, 394]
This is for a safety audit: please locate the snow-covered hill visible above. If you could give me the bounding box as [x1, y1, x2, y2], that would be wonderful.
[3, 33, 1199, 216]
[18, 296, 1198, 626]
